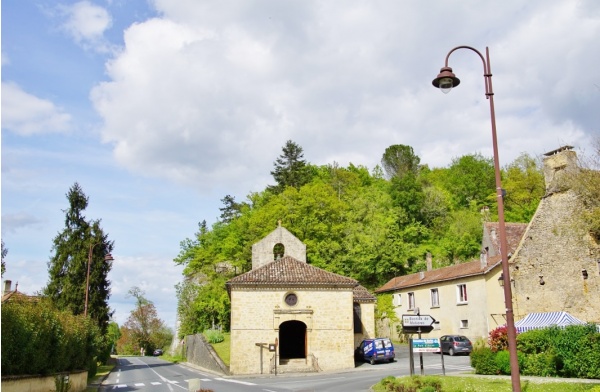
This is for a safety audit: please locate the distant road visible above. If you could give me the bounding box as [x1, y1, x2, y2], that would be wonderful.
[100, 351, 473, 392]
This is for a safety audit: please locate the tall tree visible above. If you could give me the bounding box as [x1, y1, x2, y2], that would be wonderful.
[268, 140, 311, 193]
[1, 239, 7, 277]
[122, 286, 172, 354]
[43, 182, 114, 332]
[219, 195, 242, 223]
[381, 144, 421, 180]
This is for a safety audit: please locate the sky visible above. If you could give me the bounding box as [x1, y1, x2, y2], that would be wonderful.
[2, 0, 599, 332]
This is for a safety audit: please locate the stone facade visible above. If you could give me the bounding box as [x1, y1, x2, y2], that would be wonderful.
[252, 224, 306, 269]
[227, 225, 376, 375]
[510, 147, 600, 323]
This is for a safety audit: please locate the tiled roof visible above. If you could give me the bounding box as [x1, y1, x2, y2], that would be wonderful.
[227, 256, 358, 288]
[484, 222, 528, 256]
[353, 285, 376, 303]
[375, 255, 502, 293]
[1, 290, 40, 303]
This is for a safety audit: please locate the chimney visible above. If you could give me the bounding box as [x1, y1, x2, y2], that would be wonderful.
[3, 280, 12, 295]
[419, 271, 425, 280]
[480, 250, 488, 269]
[543, 146, 578, 192]
[426, 253, 432, 271]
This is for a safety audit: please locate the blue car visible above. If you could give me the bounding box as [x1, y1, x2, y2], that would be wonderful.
[355, 338, 395, 364]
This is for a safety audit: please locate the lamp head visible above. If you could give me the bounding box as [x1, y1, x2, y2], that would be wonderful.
[432, 67, 460, 94]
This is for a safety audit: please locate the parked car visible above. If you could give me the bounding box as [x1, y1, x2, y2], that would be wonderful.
[355, 338, 395, 364]
[153, 349, 163, 356]
[440, 335, 472, 356]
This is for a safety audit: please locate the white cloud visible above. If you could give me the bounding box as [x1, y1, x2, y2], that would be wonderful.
[1, 82, 72, 135]
[90, 0, 599, 193]
[59, 0, 113, 52]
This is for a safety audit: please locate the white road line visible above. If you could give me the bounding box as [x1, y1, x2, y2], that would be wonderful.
[134, 383, 145, 387]
[116, 385, 127, 388]
[214, 378, 256, 386]
[151, 382, 162, 385]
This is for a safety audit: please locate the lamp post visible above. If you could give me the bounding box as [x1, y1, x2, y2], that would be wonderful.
[432, 46, 521, 392]
[84, 242, 114, 317]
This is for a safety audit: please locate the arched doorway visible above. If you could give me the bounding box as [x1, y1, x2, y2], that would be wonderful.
[278, 320, 306, 359]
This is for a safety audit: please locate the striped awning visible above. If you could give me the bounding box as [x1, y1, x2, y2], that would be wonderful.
[514, 311, 585, 333]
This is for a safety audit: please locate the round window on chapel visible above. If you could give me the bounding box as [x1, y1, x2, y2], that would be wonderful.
[284, 293, 298, 306]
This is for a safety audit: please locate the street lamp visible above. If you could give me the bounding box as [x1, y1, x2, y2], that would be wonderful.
[432, 46, 521, 392]
[84, 242, 114, 317]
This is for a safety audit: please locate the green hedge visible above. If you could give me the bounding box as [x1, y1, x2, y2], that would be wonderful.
[1, 298, 103, 376]
[471, 324, 600, 379]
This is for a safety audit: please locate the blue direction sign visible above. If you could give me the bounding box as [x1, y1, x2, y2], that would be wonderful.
[412, 338, 441, 353]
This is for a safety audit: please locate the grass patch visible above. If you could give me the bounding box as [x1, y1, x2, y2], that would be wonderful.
[209, 332, 230, 366]
[85, 359, 116, 391]
[372, 375, 599, 392]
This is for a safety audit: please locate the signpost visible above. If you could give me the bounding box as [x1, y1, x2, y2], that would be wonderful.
[402, 314, 440, 375]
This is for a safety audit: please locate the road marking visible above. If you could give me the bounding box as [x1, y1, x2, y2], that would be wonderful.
[134, 383, 145, 387]
[214, 378, 256, 385]
[151, 382, 162, 385]
[116, 385, 127, 388]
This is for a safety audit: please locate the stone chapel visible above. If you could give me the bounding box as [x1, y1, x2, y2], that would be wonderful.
[226, 224, 376, 375]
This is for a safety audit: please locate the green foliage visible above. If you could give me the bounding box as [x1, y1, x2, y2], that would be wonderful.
[443, 153, 495, 209]
[203, 329, 225, 343]
[174, 143, 547, 337]
[470, 346, 499, 375]
[381, 144, 421, 180]
[268, 140, 312, 193]
[1, 298, 102, 376]
[501, 153, 545, 222]
[116, 287, 173, 356]
[43, 182, 114, 333]
[523, 351, 559, 377]
[1, 239, 7, 277]
[376, 294, 399, 324]
[494, 350, 526, 375]
[379, 375, 442, 392]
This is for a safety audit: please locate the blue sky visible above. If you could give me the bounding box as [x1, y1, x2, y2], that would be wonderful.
[2, 0, 599, 331]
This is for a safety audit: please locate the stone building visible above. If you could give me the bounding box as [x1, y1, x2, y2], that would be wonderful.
[510, 146, 600, 323]
[226, 224, 376, 375]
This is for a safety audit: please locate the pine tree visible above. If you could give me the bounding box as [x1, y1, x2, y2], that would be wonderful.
[268, 140, 311, 193]
[44, 182, 114, 332]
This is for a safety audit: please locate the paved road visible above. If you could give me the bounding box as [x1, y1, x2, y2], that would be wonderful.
[100, 350, 473, 392]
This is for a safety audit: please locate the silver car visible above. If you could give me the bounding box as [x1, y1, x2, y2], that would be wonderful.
[440, 335, 472, 356]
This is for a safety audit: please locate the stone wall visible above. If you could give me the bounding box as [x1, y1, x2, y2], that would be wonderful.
[1, 371, 87, 392]
[185, 334, 229, 375]
[511, 189, 600, 322]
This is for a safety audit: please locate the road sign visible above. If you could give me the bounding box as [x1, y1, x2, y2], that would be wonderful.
[402, 325, 434, 334]
[412, 338, 441, 353]
[402, 314, 436, 327]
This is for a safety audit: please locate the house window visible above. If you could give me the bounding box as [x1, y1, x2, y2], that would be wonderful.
[408, 292, 415, 310]
[353, 303, 362, 333]
[392, 293, 401, 307]
[460, 319, 469, 328]
[457, 284, 468, 304]
[430, 288, 439, 307]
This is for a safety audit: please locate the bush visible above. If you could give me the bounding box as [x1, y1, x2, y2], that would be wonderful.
[523, 351, 558, 377]
[470, 347, 498, 375]
[203, 329, 224, 344]
[0, 298, 102, 376]
[378, 376, 443, 392]
[488, 325, 517, 352]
